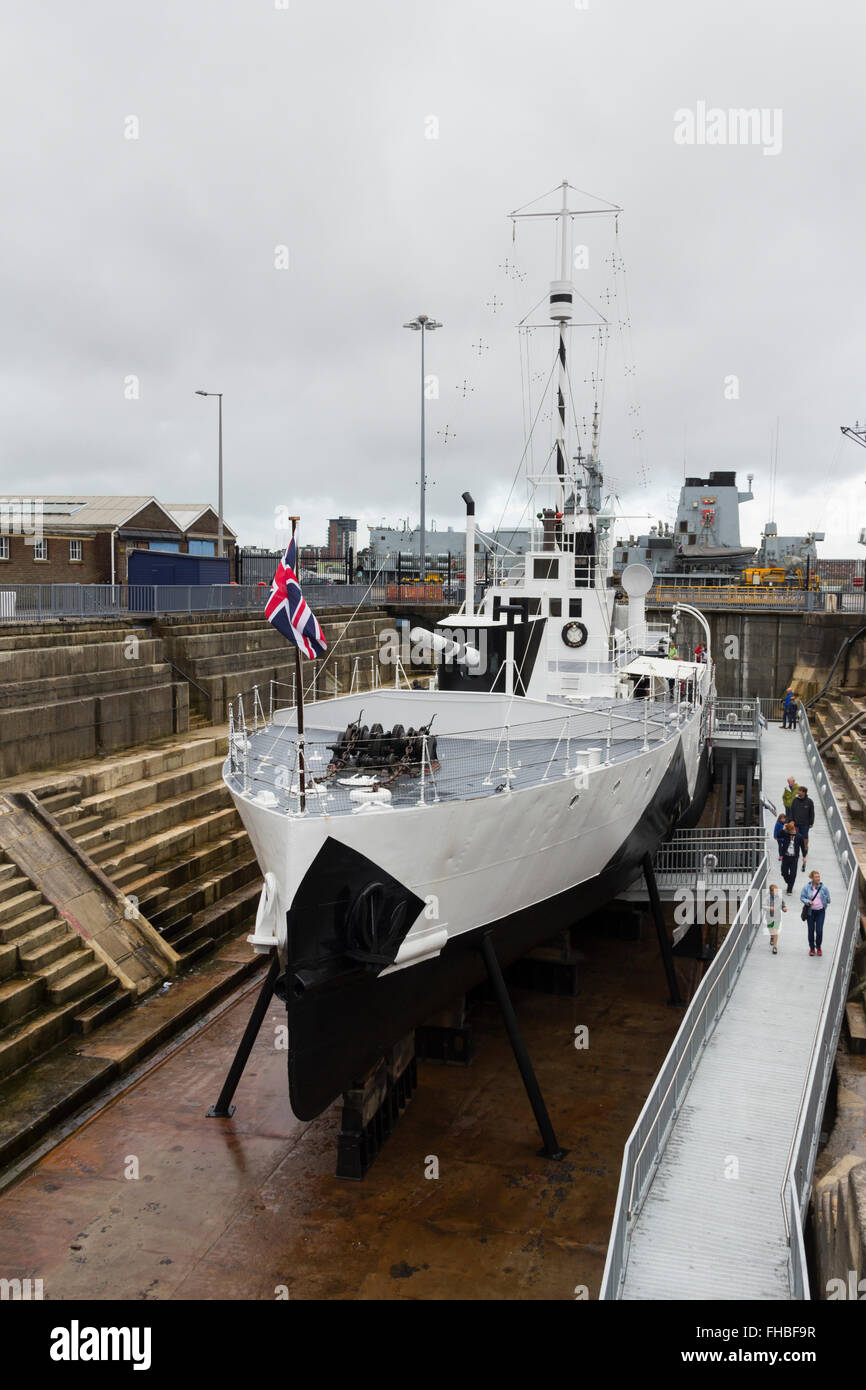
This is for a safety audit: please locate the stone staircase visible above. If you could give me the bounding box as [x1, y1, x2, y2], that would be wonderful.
[155, 607, 396, 723]
[33, 736, 261, 966]
[0, 619, 188, 778]
[0, 850, 129, 1082]
[811, 693, 866, 820]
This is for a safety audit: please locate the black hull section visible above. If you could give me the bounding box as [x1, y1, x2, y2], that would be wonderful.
[284, 738, 706, 1121]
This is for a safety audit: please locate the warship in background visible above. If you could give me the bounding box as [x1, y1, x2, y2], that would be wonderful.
[613, 470, 824, 585]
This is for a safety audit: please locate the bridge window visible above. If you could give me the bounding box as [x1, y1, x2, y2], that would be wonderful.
[549, 598, 561, 616]
[533, 558, 559, 580]
[569, 599, 582, 617]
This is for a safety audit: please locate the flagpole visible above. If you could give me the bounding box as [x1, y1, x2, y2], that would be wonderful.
[290, 516, 306, 813]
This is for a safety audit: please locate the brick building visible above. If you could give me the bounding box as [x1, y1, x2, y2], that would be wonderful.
[0, 497, 237, 584]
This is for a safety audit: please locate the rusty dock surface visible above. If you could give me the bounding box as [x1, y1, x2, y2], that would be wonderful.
[0, 923, 684, 1302]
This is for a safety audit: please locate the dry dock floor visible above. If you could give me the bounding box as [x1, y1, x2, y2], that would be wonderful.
[0, 925, 683, 1301]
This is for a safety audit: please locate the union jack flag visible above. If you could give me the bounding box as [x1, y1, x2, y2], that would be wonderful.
[265, 536, 327, 659]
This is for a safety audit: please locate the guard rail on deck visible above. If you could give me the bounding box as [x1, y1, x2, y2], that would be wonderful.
[710, 697, 761, 741]
[780, 706, 861, 1298]
[600, 853, 768, 1298]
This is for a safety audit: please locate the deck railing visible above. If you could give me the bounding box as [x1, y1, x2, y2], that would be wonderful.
[225, 692, 697, 816]
[710, 697, 761, 741]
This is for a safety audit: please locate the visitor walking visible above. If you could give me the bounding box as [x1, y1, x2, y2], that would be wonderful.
[789, 785, 815, 869]
[778, 819, 803, 894]
[800, 871, 830, 956]
[782, 775, 799, 812]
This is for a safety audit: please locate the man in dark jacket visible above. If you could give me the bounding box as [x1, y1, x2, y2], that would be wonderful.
[777, 819, 804, 893]
[789, 785, 815, 868]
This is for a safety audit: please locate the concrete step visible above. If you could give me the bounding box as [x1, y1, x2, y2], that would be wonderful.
[0, 976, 44, 1027]
[125, 829, 250, 904]
[0, 977, 121, 1082]
[167, 878, 261, 956]
[39, 789, 83, 815]
[97, 806, 241, 878]
[0, 874, 33, 906]
[0, 902, 58, 945]
[149, 855, 261, 933]
[845, 1001, 866, 1054]
[0, 662, 174, 711]
[75, 755, 225, 823]
[38, 947, 93, 987]
[55, 811, 105, 836]
[0, 625, 149, 653]
[70, 736, 223, 798]
[46, 959, 108, 1007]
[73, 987, 131, 1036]
[0, 888, 45, 926]
[18, 925, 78, 973]
[77, 782, 232, 856]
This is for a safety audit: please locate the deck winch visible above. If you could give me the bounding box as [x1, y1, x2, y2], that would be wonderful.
[324, 712, 439, 781]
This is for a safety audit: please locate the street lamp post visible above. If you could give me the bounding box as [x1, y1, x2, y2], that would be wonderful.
[403, 315, 441, 581]
[195, 389, 224, 558]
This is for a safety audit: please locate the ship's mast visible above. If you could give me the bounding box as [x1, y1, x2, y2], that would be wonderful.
[510, 180, 622, 543]
[552, 180, 572, 516]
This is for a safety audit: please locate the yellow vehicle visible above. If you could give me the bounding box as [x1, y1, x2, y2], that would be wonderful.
[741, 566, 820, 591]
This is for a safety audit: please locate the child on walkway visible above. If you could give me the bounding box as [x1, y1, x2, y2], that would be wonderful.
[766, 883, 786, 955]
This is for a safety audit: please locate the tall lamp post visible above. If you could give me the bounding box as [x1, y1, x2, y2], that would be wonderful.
[403, 315, 441, 581]
[195, 389, 224, 558]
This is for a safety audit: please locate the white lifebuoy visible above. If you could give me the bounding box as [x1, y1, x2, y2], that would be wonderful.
[562, 620, 589, 649]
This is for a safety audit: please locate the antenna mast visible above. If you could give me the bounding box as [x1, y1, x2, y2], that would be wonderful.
[510, 180, 622, 524]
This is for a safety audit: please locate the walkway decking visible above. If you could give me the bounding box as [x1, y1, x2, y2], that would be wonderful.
[619, 720, 846, 1299]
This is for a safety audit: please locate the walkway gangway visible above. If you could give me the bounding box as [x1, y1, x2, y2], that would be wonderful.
[600, 708, 861, 1300]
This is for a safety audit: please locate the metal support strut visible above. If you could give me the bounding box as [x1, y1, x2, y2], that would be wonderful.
[206, 953, 281, 1118]
[642, 852, 683, 1006]
[478, 930, 567, 1160]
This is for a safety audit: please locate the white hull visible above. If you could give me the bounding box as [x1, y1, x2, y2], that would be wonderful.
[227, 682, 708, 978]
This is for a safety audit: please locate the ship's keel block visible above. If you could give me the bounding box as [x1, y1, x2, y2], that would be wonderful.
[335, 1032, 417, 1181]
[415, 997, 474, 1065]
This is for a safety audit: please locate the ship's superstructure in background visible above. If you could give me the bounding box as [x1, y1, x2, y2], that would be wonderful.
[614, 470, 824, 581]
[223, 183, 714, 1124]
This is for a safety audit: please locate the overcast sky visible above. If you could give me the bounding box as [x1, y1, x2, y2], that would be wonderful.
[1, 0, 864, 557]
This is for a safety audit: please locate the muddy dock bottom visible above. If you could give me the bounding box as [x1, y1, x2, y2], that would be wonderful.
[0, 921, 684, 1300]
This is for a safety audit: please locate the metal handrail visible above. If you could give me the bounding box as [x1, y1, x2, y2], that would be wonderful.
[600, 852, 768, 1298]
[777, 705, 862, 1297]
[165, 659, 212, 707]
[625, 866, 765, 1215]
